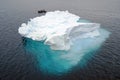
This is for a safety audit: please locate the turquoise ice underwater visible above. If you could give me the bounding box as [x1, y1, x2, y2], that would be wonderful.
[23, 19, 110, 75]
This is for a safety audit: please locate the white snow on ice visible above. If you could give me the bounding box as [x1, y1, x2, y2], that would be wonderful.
[18, 10, 100, 50]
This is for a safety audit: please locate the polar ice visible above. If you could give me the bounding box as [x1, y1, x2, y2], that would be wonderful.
[18, 11, 110, 75]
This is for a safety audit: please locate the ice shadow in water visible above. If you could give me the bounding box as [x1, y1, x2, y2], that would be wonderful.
[22, 19, 110, 76]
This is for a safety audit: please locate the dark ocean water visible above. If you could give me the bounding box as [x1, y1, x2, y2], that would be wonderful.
[0, 0, 120, 80]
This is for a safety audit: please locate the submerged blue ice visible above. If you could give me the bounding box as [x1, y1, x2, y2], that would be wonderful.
[18, 11, 110, 75]
[23, 19, 110, 75]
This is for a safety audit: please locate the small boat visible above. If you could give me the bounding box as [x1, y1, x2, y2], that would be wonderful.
[38, 10, 47, 14]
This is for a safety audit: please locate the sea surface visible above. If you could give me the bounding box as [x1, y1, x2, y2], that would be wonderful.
[0, 0, 120, 80]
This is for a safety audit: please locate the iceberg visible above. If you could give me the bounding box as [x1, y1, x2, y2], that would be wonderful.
[18, 11, 100, 50]
[18, 11, 110, 75]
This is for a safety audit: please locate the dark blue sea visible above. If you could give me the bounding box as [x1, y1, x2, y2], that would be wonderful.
[0, 0, 120, 80]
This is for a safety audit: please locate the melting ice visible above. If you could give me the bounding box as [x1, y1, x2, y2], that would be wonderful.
[18, 11, 110, 75]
